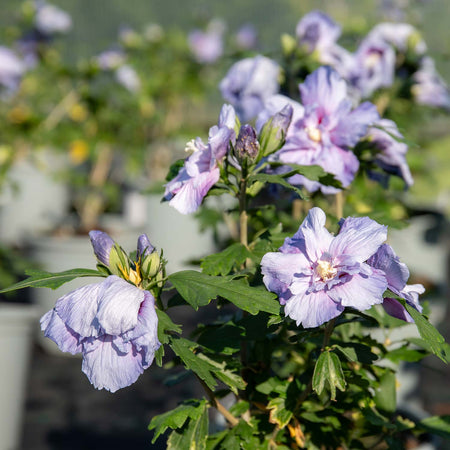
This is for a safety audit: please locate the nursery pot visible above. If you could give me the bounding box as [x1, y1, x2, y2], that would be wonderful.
[146, 194, 217, 274]
[28, 215, 140, 355]
[0, 153, 69, 246]
[0, 303, 38, 450]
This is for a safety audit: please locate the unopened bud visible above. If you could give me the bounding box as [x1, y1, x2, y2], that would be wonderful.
[140, 251, 161, 280]
[259, 104, 293, 158]
[234, 124, 260, 164]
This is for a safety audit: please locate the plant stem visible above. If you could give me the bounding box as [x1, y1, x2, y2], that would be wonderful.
[196, 375, 239, 427]
[239, 176, 248, 248]
[79, 144, 113, 232]
[334, 191, 344, 219]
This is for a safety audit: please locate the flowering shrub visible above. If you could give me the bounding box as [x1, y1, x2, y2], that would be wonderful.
[2, 5, 450, 449]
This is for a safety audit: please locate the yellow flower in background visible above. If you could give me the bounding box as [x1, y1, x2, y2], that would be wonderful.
[353, 200, 372, 214]
[69, 103, 88, 122]
[0, 145, 12, 165]
[7, 105, 30, 124]
[69, 139, 89, 165]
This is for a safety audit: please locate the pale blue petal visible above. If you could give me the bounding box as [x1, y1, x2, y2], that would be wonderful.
[330, 216, 387, 262]
[96, 276, 145, 336]
[55, 282, 103, 337]
[40, 309, 82, 354]
[284, 290, 344, 328]
[126, 292, 160, 368]
[328, 270, 387, 310]
[82, 335, 144, 392]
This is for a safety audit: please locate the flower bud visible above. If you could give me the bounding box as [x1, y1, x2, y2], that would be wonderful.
[137, 234, 154, 260]
[258, 104, 293, 158]
[140, 251, 161, 280]
[89, 231, 114, 267]
[234, 124, 260, 165]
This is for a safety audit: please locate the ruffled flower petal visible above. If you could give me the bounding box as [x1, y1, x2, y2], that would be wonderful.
[82, 335, 145, 393]
[55, 282, 103, 337]
[284, 290, 344, 328]
[95, 276, 145, 336]
[328, 270, 387, 310]
[330, 216, 387, 263]
[40, 309, 83, 354]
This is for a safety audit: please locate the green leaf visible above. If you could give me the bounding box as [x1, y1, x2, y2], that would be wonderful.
[334, 343, 378, 364]
[247, 173, 306, 199]
[168, 270, 280, 315]
[384, 346, 426, 364]
[197, 323, 244, 355]
[167, 401, 209, 450]
[312, 351, 346, 401]
[268, 162, 342, 188]
[402, 300, 449, 362]
[170, 337, 217, 390]
[267, 397, 293, 429]
[197, 353, 246, 395]
[0, 268, 105, 293]
[200, 244, 251, 276]
[229, 401, 250, 417]
[419, 415, 450, 439]
[374, 370, 396, 414]
[149, 399, 207, 443]
[165, 159, 185, 182]
[156, 309, 182, 345]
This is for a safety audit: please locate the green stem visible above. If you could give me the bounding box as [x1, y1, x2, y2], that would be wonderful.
[239, 176, 248, 248]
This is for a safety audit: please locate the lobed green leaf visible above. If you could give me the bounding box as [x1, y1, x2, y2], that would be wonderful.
[168, 270, 280, 315]
[312, 351, 346, 401]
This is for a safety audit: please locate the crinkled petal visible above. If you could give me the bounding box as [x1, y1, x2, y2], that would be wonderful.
[55, 282, 103, 337]
[328, 270, 387, 310]
[331, 102, 379, 149]
[217, 103, 236, 130]
[367, 244, 409, 293]
[402, 284, 424, 313]
[382, 298, 413, 323]
[40, 309, 83, 354]
[299, 207, 334, 261]
[82, 335, 144, 392]
[330, 216, 387, 262]
[284, 290, 344, 328]
[126, 292, 160, 368]
[96, 276, 145, 336]
[261, 252, 311, 292]
[168, 167, 220, 214]
[299, 67, 348, 115]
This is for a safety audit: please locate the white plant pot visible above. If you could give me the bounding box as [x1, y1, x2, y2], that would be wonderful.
[0, 154, 69, 246]
[146, 195, 217, 274]
[0, 303, 38, 450]
[28, 215, 139, 355]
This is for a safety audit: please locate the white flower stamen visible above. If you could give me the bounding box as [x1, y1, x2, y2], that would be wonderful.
[316, 260, 337, 281]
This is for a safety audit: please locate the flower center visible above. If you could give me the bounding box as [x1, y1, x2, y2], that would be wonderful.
[316, 260, 337, 281]
[184, 139, 198, 153]
[306, 126, 322, 143]
[364, 52, 381, 69]
[128, 267, 142, 286]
